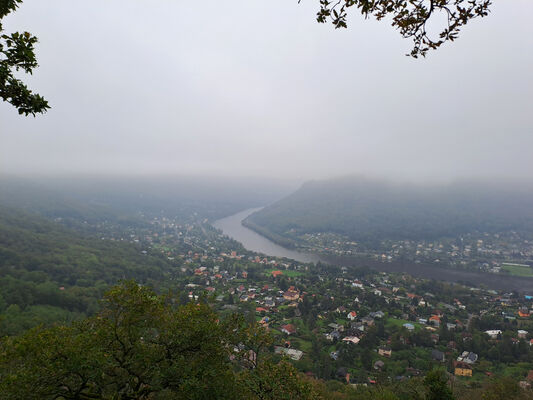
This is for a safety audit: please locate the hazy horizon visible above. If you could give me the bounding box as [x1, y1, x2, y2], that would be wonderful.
[1, 0, 532, 182]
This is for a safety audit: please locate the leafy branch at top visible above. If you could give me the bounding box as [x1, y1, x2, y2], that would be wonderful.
[307, 0, 492, 57]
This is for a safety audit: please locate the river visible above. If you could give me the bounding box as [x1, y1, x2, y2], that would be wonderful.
[213, 208, 321, 263]
[213, 208, 533, 292]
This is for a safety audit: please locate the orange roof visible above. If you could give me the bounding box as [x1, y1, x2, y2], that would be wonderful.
[519, 311, 530, 317]
[272, 270, 283, 277]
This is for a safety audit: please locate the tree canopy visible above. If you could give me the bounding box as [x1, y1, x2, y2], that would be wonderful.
[0, 281, 321, 400]
[0, 0, 49, 116]
[312, 0, 492, 57]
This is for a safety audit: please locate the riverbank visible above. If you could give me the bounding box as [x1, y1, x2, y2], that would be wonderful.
[213, 209, 533, 293]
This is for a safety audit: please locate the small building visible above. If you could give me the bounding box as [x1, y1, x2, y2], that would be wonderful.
[328, 323, 344, 332]
[325, 330, 340, 341]
[457, 351, 478, 364]
[342, 336, 361, 345]
[403, 323, 415, 331]
[374, 360, 385, 370]
[429, 315, 441, 327]
[485, 330, 502, 339]
[518, 330, 528, 339]
[378, 347, 392, 358]
[274, 346, 303, 361]
[283, 287, 300, 301]
[281, 324, 296, 335]
[454, 361, 472, 377]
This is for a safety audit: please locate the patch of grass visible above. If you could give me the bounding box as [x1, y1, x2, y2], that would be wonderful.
[502, 263, 533, 277]
[266, 269, 304, 277]
[386, 317, 421, 330]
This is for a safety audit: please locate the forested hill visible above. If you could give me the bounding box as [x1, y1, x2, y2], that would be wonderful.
[0, 205, 174, 335]
[244, 177, 533, 247]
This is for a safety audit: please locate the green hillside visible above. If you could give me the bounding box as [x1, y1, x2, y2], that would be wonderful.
[0, 206, 174, 335]
[245, 177, 533, 248]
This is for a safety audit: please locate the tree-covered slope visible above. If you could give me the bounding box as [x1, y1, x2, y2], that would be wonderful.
[0, 205, 174, 335]
[245, 177, 533, 247]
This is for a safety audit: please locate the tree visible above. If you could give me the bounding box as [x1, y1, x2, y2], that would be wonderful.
[0, 281, 321, 400]
[1, 0, 49, 116]
[423, 369, 455, 400]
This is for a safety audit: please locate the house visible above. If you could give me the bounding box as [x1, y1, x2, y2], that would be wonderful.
[527, 370, 533, 382]
[457, 351, 478, 364]
[274, 346, 303, 361]
[362, 316, 375, 326]
[370, 311, 385, 319]
[485, 330, 502, 339]
[347, 311, 358, 321]
[403, 323, 415, 331]
[374, 360, 385, 370]
[352, 280, 364, 289]
[350, 322, 365, 333]
[325, 330, 341, 341]
[342, 336, 361, 345]
[264, 299, 275, 308]
[283, 287, 300, 301]
[429, 315, 441, 327]
[431, 349, 445, 362]
[281, 324, 296, 335]
[271, 270, 283, 278]
[454, 361, 472, 377]
[328, 323, 344, 332]
[518, 330, 528, 339]
[378, 347, 392, 358]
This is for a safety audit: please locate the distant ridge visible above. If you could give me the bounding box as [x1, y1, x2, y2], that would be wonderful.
[244, 176, 533, 248]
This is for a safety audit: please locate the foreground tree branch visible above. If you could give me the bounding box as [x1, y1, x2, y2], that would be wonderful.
[0, 0, 49, 116]
[307, 0, 492, 57]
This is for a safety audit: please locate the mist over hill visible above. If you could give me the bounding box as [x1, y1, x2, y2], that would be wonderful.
[244, 177, 533, 248]
[0, 175, 297, 223]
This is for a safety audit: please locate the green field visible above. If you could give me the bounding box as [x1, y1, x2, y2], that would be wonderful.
[501, 263, 533, 277]
[386, 318, 422, 330]
[266, 269, 304, 277]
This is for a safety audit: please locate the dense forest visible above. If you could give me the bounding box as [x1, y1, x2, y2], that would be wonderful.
[0, 204, 179, 335]
[245, 177, 533, 248]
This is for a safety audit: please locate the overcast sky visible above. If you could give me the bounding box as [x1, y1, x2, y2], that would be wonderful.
[1, 0, 532, 183]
